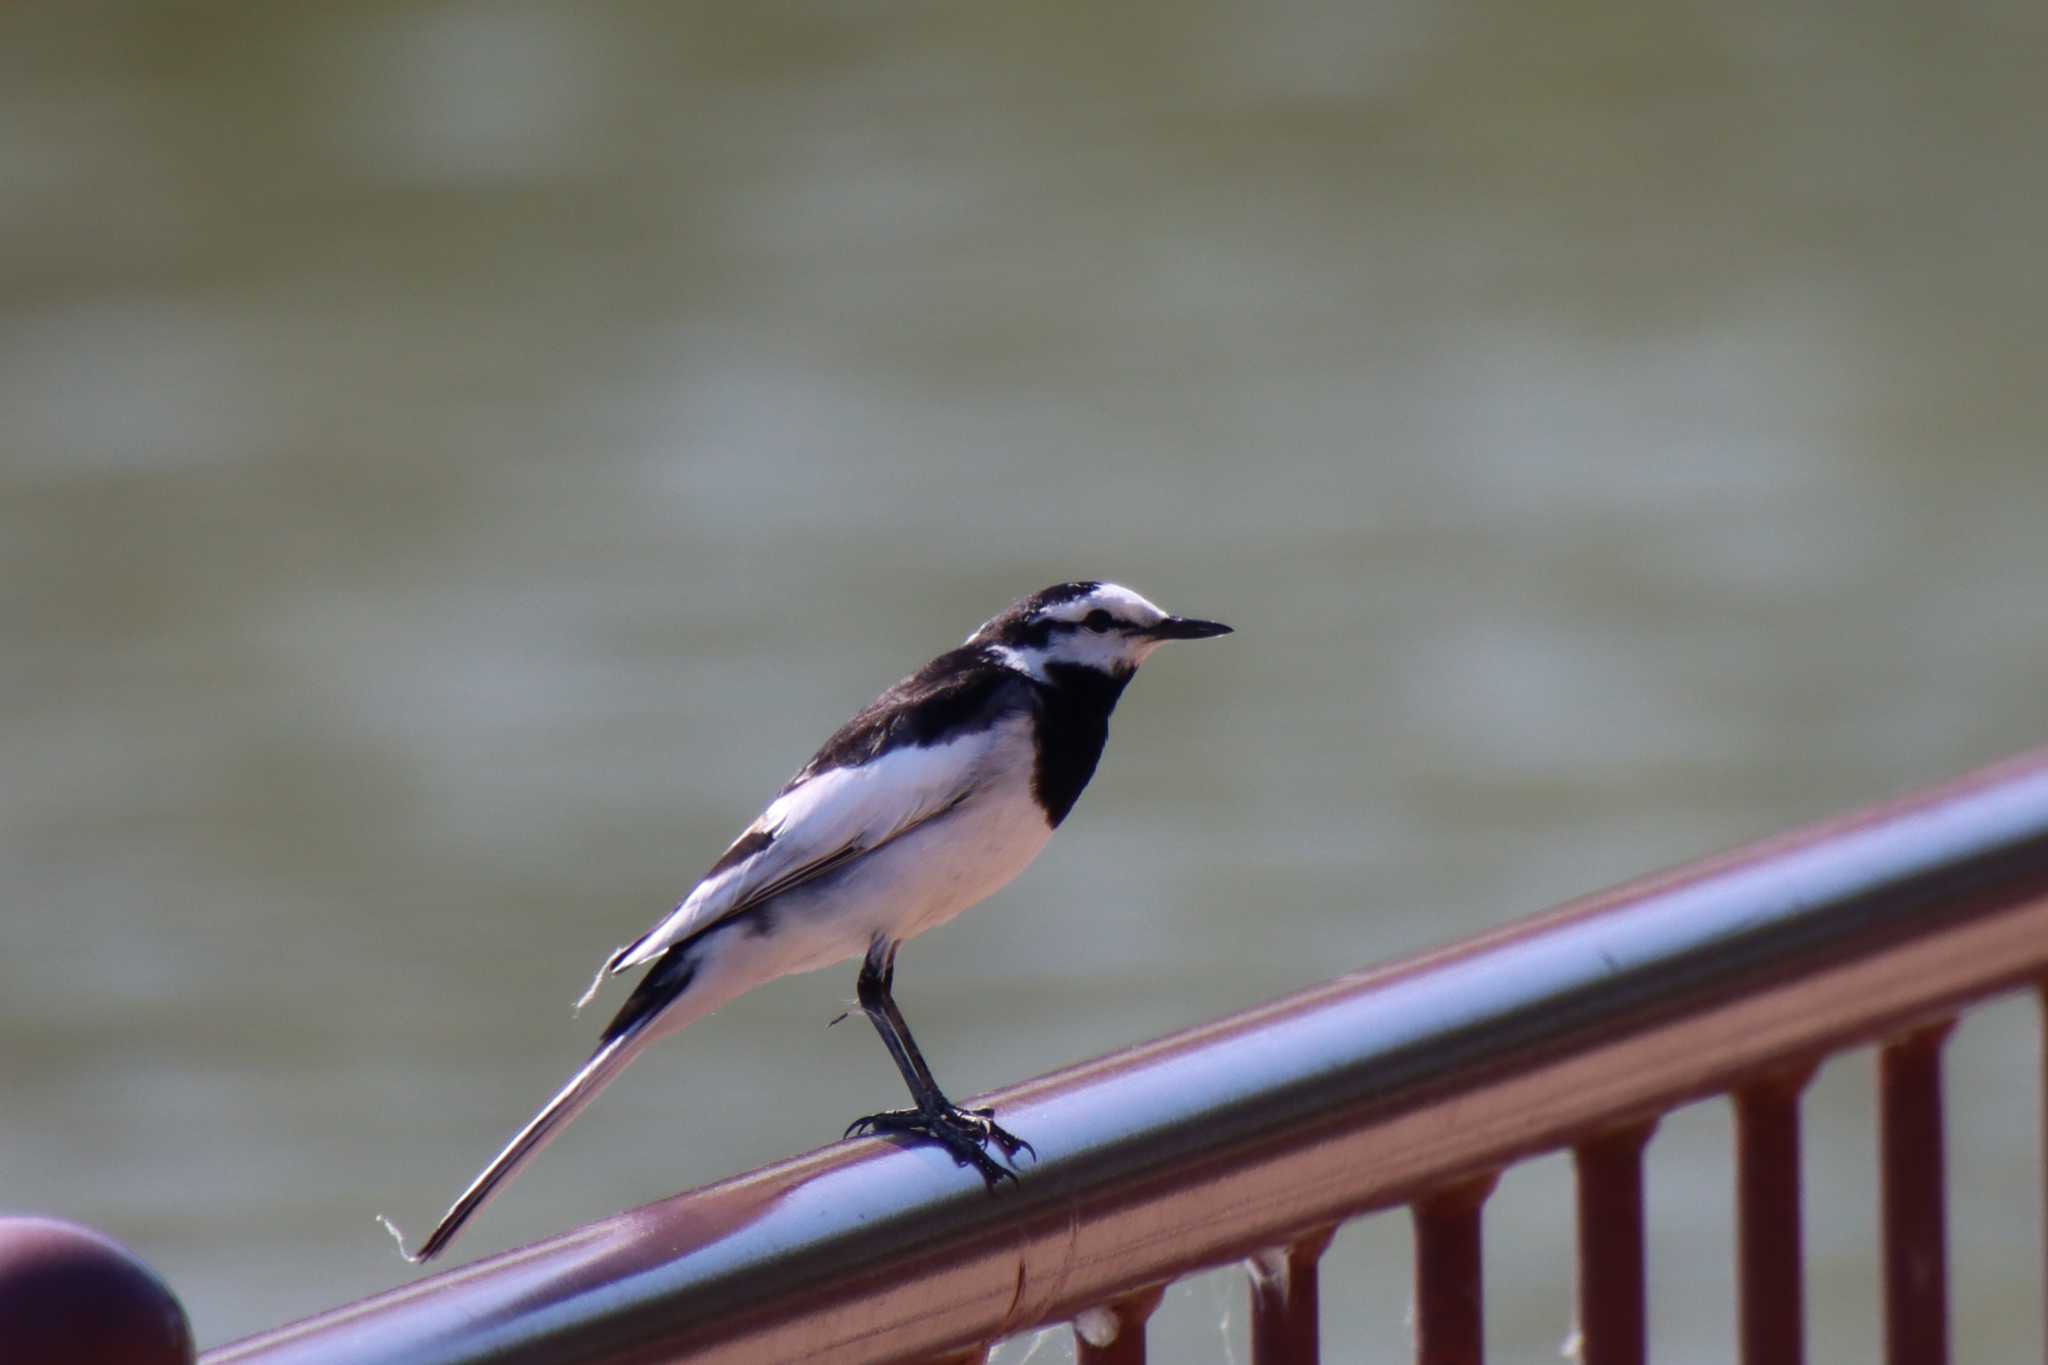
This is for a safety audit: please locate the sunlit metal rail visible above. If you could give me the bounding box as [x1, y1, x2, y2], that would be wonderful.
[205, 750, 2048, 1365]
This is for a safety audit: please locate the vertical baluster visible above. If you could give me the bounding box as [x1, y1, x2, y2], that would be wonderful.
[1879, 1021, 1956, 1365]
[1574, 1119, 1657, 1365]
[1073, 1286, 1166, 1365]
[1734, 1065, 1817, 1365]
[1248, 1226, 1336, 1365]
[1411, 1173, 1498, 1365]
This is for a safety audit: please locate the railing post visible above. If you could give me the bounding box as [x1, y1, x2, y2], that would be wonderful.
[1880, 1020, 1956, 1365]
[1574, 1119, 1657, 1365]
[1411, 1173, 1498, 1365]
[1733, 1064, 1818, 1365]
[1072, 1286, 1166, 1365]
[1248, 1225, 1336, 1365]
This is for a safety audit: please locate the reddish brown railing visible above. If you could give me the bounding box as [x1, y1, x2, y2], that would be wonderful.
[204, 749, 2048, 1365]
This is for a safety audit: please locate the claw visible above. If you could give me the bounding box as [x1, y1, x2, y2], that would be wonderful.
[959, 1105, 1036, 1161]
[844, 1103, 1032, 1187]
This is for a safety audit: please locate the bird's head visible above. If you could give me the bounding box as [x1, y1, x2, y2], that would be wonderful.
[968, 581, 1232, 684]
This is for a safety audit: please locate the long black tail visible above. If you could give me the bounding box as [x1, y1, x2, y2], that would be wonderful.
[396, 951, 700, 1263]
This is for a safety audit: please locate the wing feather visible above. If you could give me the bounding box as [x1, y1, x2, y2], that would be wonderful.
[600, 659, 1030, 978]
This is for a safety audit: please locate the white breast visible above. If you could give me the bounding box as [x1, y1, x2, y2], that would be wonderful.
[826, 712, 1054, 944]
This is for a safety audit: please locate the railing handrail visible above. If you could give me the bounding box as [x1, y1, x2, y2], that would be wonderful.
[204, 749, 2048, 1365]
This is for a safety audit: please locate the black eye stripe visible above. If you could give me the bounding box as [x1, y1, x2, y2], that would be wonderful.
[1011, 606, 1124, 643]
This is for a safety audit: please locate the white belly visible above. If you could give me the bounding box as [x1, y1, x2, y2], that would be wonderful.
[842, 769, 1056, 943]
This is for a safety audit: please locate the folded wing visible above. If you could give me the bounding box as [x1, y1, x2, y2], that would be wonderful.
[610, 758, 1000, 992]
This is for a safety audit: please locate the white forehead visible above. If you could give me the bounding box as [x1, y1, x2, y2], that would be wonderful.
[1037, 582, 1166, 624]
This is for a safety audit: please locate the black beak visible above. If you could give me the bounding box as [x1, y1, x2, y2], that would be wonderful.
[1149, 615, 1233, 641]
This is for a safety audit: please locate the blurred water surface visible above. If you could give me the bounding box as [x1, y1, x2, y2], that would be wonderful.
[4, 2, 2046, 1358]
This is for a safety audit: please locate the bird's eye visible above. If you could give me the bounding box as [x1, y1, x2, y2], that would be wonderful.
[1084, 609, 1114, 633]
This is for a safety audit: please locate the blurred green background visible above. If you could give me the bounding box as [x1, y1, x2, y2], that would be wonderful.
[4, 2, 2046, 1359]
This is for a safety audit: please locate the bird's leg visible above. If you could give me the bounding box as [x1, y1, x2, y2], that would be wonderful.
[843, 940, 1033, 1185]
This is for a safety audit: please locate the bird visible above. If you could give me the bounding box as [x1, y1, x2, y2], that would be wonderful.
[393, 580, 1232, 1262]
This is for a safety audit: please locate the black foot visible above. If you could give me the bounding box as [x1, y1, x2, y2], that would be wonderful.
[844, 1103, 1035, 1187]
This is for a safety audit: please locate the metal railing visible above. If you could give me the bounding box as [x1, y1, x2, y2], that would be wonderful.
[204, 749, 2048, 1365]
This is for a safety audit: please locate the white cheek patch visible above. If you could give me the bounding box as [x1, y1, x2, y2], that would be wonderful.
[1063, 630, 1141, 671]
[1006, 628, 1143, 677]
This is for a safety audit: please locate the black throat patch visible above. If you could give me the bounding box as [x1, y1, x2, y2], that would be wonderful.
[1030, 662, 1133, 826]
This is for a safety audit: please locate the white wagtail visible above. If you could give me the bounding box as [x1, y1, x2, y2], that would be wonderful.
[396, 581, 1230, 1262]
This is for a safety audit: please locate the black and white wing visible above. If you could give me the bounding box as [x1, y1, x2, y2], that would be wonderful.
[593, 651, 1032, 983]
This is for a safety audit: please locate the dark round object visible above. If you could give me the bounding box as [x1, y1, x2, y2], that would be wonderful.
[0, 1216, 194, 1365]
